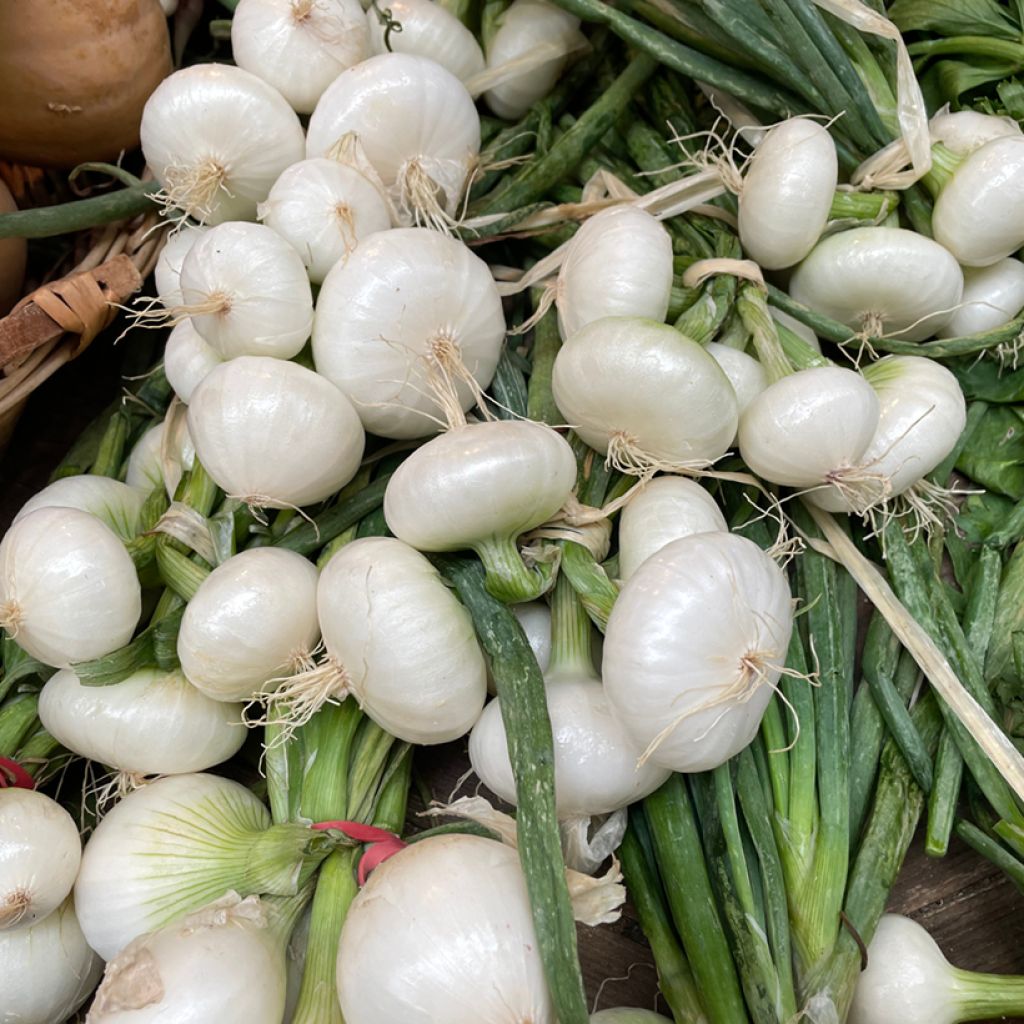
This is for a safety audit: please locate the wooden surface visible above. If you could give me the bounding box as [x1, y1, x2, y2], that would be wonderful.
[4, 341, 1024, 1021]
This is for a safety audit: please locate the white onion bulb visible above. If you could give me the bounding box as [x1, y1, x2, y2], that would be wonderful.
[0, 896, 102, 1024]
[0, 507, 141, 668]
[164, 319, 222, 403]
[337, 834, 555, 1024]
[313, 228, 505, 439]
[366, 0, 485, 82]
[231, 0, 369, 114]
[940, 258, 1024, 338]
[178, 547, 320, 703]
[552, 317, 739, 470]
[154, 225, 208, 308]
[604, 532, 793, 772]
[306, 53, 480, 222]
[0, 788, 81, 931]
[315, 537, 487, 743]
[187, 356, 365, 508]
[179, 222, 313, 360]
[513, 601, 552, 673]
[39, 667, 245, 775]
[141, 64, 305, 224]
[557, 207, 674, 339]
[259, 158, 392, 284]
[14, 474, 144, 541]
[929, 109, 1022, 155]
[789, 227, 963, 341]
[617, 476, 727, 581]
[124, 416, 196, 498]
[738, 118, 838, 270]
[705, 342, 768, 420]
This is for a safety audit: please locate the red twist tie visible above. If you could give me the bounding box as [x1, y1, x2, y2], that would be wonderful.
[312, 820, 407, 885]
[0, 757, 35, 790]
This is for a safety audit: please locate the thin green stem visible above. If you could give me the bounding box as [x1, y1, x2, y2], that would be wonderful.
[474, 534, 554, 603]
[0, 182, 160, 239]
[547, 573, 594, 678]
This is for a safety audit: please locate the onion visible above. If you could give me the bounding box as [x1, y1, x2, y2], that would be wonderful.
[939, 259, 1024, 338]
[617, 476, 727, 581]
[0, 0, 171, 167]
[789, 227, 963, 341]
[556, 207, 674, 339]
[306, 53, 480, 224]
[14, 474, 145, 541]
[337, 834, 555, 1023]
[154, 225, 209, 308]
[738, 118, 838, 270]
[771, 308, 821, 353]
[231, 0, 369, 114]
[929, 109, 1022, 155]
[312, 228, 505, 439]
[141, 63, 306, 224]
[483, 0, 584, 120]
[187, 356, 365, 508]
[0, 506, 141, 669]
[311, 537, 487, 743]
[513, 601, 553, 673]
[0, 178, 26, 316]
[603, 532, 793, 772]
[39, 667, 245, 775]
[164, 318, 223, 404]
[705, 342, 768, 420]
[178, 221, 314, 361]
[0, 896, 102, 1024]
[366, 0, 485, 82]
[124, 415, 195, 498]
[0, 788, 81, 931]
[178, 547, 320, 703]
[75, 773, 316, 960]
[88, 892, 293, 1024]
[259, 158, 392, 284]
[552, 317, 738, 473]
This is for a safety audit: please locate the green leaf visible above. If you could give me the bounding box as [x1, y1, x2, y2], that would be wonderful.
[923, 58, 1021, 106]
[956, 405, 1024, 497]
[890, 0, 1019, 39]
[997, 77, 1024, 120]
[951, 356, 1024, 403]
[957, 491, 1018, 543]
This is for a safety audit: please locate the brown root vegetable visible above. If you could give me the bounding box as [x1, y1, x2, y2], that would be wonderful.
[0, 179, 26, 316]
[0, 0, 172, 168]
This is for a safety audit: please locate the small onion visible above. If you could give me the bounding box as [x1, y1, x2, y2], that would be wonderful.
[164, 319, 222, 403]
[124, 416, 196, 498]
[14, 474, 144, 541]
[39, 667, 245, 775]
[141, 64, 306, 224]
[187, 356, 365, 508]
[259, 158, 392, 284]
[0, 507, 141, 669]
[929, 109, 1022, 155]
[179, 221, 314, 361]
[154, 225, 209, 308]
[705, 342, 768, 420]
[337, 834, 555, 1023]
[939, 258, 1024, 339]
[231, 0, 369, 114]
[178, 547, 320, 703]
[557, 207, 673, 339]
[0, 788, 81, 931]
[313, 228, 505, 439]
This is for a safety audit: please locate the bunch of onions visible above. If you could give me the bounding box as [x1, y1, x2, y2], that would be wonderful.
[141, 63, 305, 224]
[187, 356, 365, 508]
[0, 507, 141, 669]
[0, 788, 81, 930]
[75, 773, 323, 960]
[603, 531, 794, 772]
[88, 891, 303, 1024]
[14, 474, 145, 541]
[306, 53, 480, 225]
[177, 547, 320, 703]
[259, 158, 392, 284]
[231, 0, 369, 113]
[312, 227, 505, 439]
[384, 417, 578, 601]
[38, 667, 246, 775]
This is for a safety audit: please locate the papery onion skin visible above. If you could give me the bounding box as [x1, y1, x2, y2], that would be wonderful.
[317, 537, 487, 744]
[789, 227, 963, 341]
[187, 356, 365, 508]
[738, 118, 838, 270]
[939, 258, 1024, 339]
[39, 667, 245, 775]
[0, 896, 102, 1024]
[738, 366, 879, 489]
[313, 228, 505, 439]
[178, 547, 320, 703]
[0, 506, 142, 669]
[0, 788, 81, 932]
[337, 834, 555, 1024]
[603, 532, 794, 772]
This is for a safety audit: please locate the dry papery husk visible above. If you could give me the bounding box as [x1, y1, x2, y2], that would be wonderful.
[0, 0, 172, 168]
[0, 209, 166, 455]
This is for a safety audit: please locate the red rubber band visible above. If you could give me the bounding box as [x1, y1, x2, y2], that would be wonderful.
[0, 757, 35, 790]
[311, 819, 407, 884]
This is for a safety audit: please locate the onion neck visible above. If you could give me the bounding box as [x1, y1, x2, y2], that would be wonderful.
[828, 189, 899, 224]
[922, 142, 965, 197]
[264, 887, 315, 950]
[547, 573, 595, 679]
[950, 966, 1024, 1020]
[473, 534, 556, 604]
[242, 822, 332, 895]
[737, 284, 796, 383]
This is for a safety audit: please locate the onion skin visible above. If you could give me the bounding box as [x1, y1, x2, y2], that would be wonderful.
[0, 179, 25, 316]
[0, 0, 171, 167]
